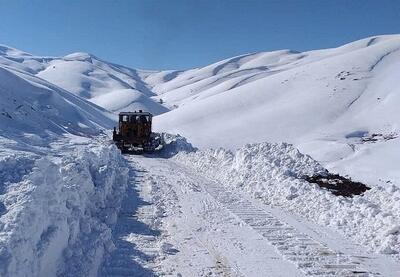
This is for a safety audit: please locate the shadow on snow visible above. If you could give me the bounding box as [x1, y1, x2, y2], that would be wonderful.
[100, 168, 160, 277]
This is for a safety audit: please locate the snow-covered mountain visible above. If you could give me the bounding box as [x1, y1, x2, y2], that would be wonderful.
[0, 46, 168, 116]
[0, 52, 116, 147]
[2, 35, 400, 185]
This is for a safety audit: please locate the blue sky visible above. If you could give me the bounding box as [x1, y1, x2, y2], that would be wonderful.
[0, 0, 399, 70]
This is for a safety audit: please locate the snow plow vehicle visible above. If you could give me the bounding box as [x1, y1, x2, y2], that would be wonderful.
[112, 111, 163, 153]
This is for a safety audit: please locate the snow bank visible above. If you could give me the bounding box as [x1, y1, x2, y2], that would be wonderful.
[0, 154, 38, 189]
[0, 144, 129, 277]
[175, 142, 400, 258]
[159, 133, 197, 157]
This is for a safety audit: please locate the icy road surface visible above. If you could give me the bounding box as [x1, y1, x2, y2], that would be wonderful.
[101, 155, 400, 277]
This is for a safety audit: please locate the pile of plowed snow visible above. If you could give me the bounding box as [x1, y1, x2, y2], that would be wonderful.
[159, 133, 197, 157]
[0, 144, 129, 277]
[175, 142, 400, 258]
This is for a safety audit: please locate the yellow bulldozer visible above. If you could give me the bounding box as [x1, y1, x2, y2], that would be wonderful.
[112, 110, 162, 153]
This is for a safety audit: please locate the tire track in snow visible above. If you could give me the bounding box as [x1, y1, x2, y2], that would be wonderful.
[100, 167, 160, 277]
[170, 161, 390, 277]
[203, 182, 372, 276]
[144, 163, 242, 277]
[108, 157, 239, 277]
[128, 156, 301, 277]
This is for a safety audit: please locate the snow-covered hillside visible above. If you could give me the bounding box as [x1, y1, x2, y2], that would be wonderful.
[0, 61, 116, 147]
[0, 46, 168, 115]
[151, 35, 400, 186]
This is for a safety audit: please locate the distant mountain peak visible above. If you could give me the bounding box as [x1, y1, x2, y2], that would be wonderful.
[63, 52, 98, 62]
[0, 44, 32, 57]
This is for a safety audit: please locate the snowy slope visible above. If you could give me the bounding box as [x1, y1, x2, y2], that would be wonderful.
[0, 46, 168, 115]
[37, 53, 168, 115]
[153, 35, 400, 186]
[0, 63, 116, 146]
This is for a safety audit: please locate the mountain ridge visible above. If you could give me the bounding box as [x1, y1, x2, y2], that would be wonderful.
[1, 35, 400, 185]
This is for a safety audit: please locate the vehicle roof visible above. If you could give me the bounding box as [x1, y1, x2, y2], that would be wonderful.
[118, 111, 153, 116]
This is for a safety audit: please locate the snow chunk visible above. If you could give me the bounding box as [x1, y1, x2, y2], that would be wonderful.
[159, 133, 197, 157]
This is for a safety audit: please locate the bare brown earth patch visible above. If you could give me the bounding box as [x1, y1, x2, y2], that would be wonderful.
[305, 174, 370, 197]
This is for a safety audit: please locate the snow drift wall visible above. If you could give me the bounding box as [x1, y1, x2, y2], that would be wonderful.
[0, 144, 129, 277]
[175, 142, 400, 257]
